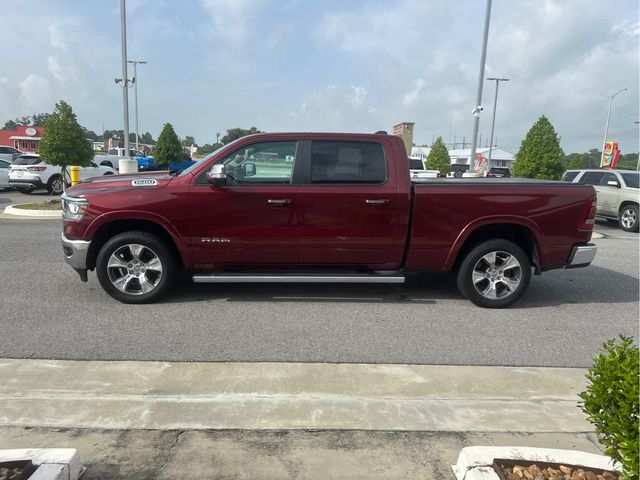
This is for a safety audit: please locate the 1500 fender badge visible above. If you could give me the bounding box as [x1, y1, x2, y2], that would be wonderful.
[201, 238, 231, 243]
[131, 179, 158, 187]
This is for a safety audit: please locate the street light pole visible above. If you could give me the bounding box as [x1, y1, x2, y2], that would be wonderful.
[128, 60, 147, 151]
[119, 0, 131, 171]
[486, 77, 509, 167]
[468, 0, 492, 174]
[600, 87, 627, 166]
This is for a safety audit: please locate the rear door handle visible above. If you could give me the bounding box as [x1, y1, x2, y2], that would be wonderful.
[365, 199, 389, 205]
[268, 199, 292, 205]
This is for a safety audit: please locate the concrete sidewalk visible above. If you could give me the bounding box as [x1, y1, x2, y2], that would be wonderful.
[0, 359, 601, 479]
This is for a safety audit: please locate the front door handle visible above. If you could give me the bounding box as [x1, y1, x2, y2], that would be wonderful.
[365, 199, 389, 205]
[268, 199, 292, 205]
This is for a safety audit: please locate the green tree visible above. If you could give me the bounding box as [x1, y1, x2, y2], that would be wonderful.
[30, 113, 51, 126]
[221, 127, 261, 144]
[513, 116, 564, 180]
[182, 135, 196, 147]
[39, 100, 94, 191]
[2, 120, 17, 130]
[140, 132, 155, 145]
[154, 123, 183, 166]
[425, 136, 451, 176]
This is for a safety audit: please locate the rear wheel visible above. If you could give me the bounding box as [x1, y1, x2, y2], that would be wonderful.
[457, 239, 532, 308]
[47, 174, 64, 195]
[619, 205, 639, 232]
[96, 231, 176, 304]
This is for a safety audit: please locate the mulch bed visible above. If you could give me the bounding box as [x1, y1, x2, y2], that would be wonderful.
[494, 458, 619, 480]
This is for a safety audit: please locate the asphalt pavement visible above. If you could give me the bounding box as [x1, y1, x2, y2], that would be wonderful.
[0, 190, 637, 367]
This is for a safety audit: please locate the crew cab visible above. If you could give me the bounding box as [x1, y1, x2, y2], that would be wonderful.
[60, 132, 598, 308]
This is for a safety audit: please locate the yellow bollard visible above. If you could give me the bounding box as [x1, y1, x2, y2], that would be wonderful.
[70, 166, 80, 186]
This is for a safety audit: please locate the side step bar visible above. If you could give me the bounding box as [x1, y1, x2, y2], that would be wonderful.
[192, 274, 405, 284]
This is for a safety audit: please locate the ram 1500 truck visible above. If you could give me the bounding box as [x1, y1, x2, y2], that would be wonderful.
[60, 132, 598, 308]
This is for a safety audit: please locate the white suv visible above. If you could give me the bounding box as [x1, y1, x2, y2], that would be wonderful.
[9, 154, 116, 195]
[562, 169, 639, 232]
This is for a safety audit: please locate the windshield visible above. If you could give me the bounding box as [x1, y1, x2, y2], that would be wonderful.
[178, 142, 232, 176]
[621, 172, 639, 188]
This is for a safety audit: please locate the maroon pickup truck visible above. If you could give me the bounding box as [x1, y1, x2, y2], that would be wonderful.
[60, 132, 598, 308]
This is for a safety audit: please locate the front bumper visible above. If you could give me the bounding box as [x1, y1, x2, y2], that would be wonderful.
[61, 233, 91, 281]
[565, 243, 598, 269]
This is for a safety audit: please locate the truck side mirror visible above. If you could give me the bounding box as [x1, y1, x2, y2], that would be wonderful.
[606, 180, 620, 188]
[207, 164, 227, 186]
[243, 162, 256, 177]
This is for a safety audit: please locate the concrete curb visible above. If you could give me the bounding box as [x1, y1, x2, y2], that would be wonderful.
[0, 448, 83, 480]
[3, 204, 61, 217]
[0, 359, 593, 432]
[451, 446, 617, 479]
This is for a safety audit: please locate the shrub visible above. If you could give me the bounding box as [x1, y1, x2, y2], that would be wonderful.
[579, 336, 639, 480]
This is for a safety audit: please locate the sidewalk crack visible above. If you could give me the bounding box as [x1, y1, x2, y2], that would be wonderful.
[154, 429, 185, 479]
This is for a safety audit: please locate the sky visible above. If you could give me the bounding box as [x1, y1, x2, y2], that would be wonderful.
[0, 0, 638, 154]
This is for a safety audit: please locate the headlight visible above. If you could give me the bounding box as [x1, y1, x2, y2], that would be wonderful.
[61, 193, 89, 221]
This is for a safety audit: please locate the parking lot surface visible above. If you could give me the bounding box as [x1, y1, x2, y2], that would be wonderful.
[0, 191, 637, 367]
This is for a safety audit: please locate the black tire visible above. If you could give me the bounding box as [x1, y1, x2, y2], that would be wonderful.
[456, 239, 532, 308]
[16, 187, 33, 195]
[47, 174, 64, 195]
[103, 172, 114, 175]
[96, 231, 177, 304]
[618, 204, 639, 233]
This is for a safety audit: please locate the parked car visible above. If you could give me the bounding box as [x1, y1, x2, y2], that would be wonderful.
[409, 157, 439, 180]
[61, 132, 598, 308]
[485, 167, 511, 178]
[95, 148, 155, 171]
[9, 155, 116, 195]
[448, 164, 469, 178]
[0, 145, 22, 164]
[0, 158, 11, 189]
[562, 169, 639, 232]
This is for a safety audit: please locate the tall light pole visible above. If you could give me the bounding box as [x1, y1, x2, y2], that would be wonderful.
[468, 0, 493, 175]
[128, 60, 147, 151]
[600, 87, 627, 166]
[486, 77, 509, 167]
[117, 0, 137, 173]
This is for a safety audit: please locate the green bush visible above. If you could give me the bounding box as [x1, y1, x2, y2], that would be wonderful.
[579, 336, 639, 480]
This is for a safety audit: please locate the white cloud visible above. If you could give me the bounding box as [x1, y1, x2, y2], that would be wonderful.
[19, 74, 53, 110]
[200, 0, 267, 44]
[403, 79, 425, 107]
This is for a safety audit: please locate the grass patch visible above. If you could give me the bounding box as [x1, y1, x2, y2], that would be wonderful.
[13, 199, 62, 211]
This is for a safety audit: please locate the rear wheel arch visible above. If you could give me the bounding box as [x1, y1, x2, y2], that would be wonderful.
[86, 219, 186, 271]
[450, 223, 540, 274]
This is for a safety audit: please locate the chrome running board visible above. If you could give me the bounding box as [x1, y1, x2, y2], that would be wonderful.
[192, 273, 405, 284]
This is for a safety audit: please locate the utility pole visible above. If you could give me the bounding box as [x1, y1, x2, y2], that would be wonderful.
[117, 0, 136, 173]
[216, 132, 221, 144]
[128, 60, 147, 151]
[600, 87, 627, 166]
[468, 0, 492, 174]
[487, 77, 509, 168]
[635, 121, 639, 171]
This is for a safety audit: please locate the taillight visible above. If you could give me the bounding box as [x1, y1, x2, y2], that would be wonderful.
[27, 166, 47, 172]
[579, 198, 597, 230]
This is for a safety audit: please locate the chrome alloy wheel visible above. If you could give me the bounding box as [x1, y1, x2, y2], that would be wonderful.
[621, 208, 637, 230]
[472, 250, 522, 300]
[106, 244, 163, 295]
[51, 177, 63, 194]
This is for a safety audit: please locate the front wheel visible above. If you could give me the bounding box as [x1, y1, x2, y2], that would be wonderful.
[96, 231, 176, 304]
[456, 239, 532, 308]
[619, 205, 639, 233]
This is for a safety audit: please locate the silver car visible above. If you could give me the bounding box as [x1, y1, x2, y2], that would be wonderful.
[563, 169, 639, 232]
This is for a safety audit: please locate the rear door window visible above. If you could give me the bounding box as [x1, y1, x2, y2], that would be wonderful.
[562, 171, 579, 182]
[310, 141, 386, 184]
[578, 171, 605, 185]
[409, 158, 424, 170]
